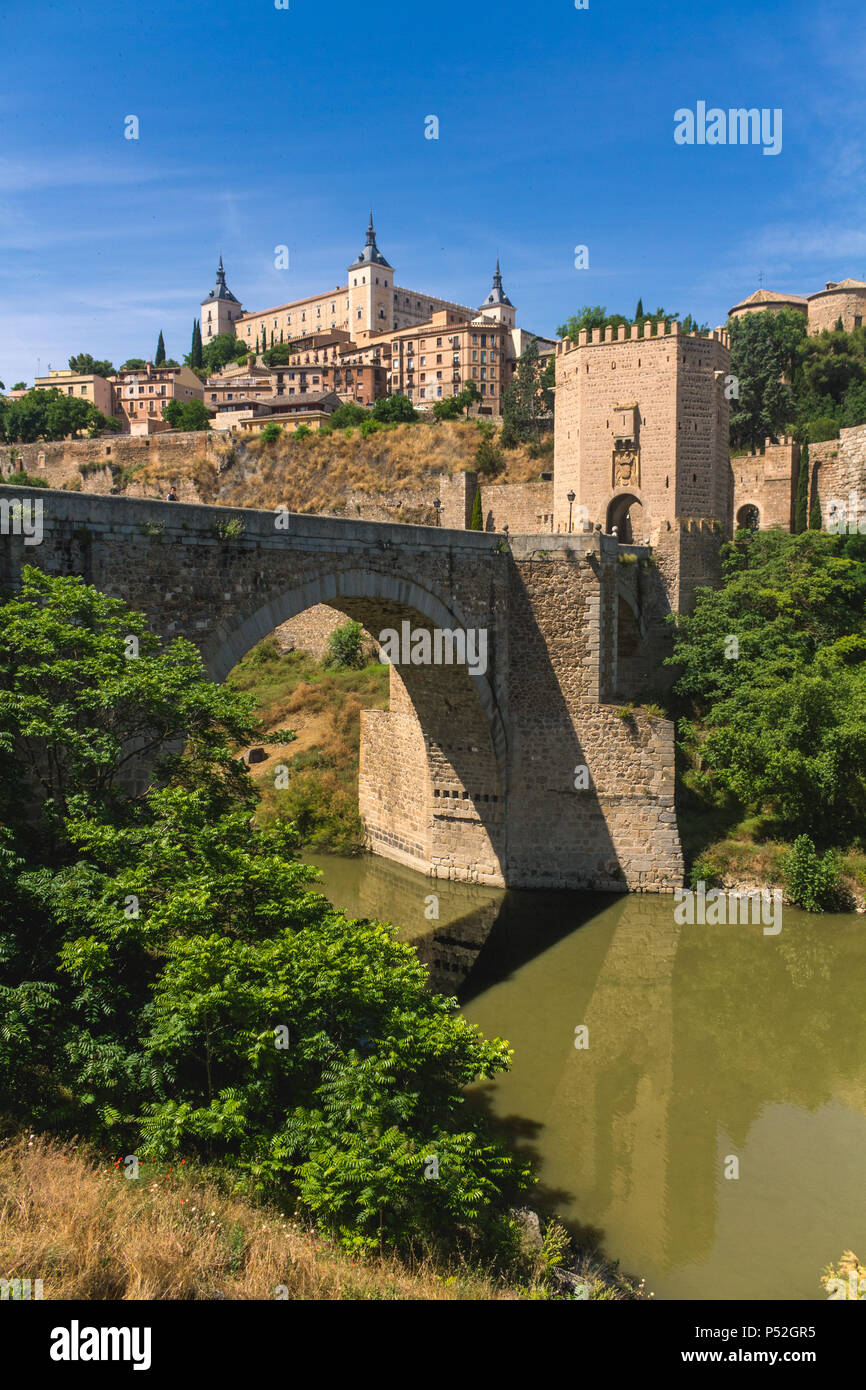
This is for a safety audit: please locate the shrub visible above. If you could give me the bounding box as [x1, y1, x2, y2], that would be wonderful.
[1, 469, 48, 488]
[781, 834, 843, 911]
[294, 425, 312, 440]
[326, 619, 365, 669]
[259, 423, 284, 443]
[360, 417, 383, 438]
[475, 434, 504, 477]
[215, 517, 245, 541]
[803, 417, 840, 444]
[689, 857, 722, 890]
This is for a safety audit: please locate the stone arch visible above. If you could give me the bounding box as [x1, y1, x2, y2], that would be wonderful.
[736, 503, 760, 531]
[606, 492, 644, 543]
[207, 564, 509, 885]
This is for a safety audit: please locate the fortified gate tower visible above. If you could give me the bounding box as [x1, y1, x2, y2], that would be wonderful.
[553, 320, 732, 611]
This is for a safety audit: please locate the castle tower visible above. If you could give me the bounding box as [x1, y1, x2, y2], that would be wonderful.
[347, 213, 394, 339]
[201, 255, 242, 340]
[553, 321, 731, 610]
[477, 259, 516, 329]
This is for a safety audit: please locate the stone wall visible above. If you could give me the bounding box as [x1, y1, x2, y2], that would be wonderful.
[811, 424, 866, 529]
[808, 287, 866, 335]
[731, 438, 799, 531]
[479, 479, 554, 533]
[3, 431, 217, 492]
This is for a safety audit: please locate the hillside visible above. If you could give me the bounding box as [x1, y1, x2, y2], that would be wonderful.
[122, 419, 546, 515]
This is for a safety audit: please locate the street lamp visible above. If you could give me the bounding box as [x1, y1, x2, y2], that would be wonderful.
[567, 490, 575, 534]
[433, 497, 442, 527]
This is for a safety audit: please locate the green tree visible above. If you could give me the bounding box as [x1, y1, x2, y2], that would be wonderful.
[728, 308, 808, 449]
[154, 331, 166, 366]
[501, 340, 553, 445]
[809, 493, 823, 530]
[470, 485, 483, 530]
[432, 396, 462, 421]
[161, 399, 211, 432]
[669, 530, 866, 844]
[326, 401, 367, 429]
[371, 394, 417, 424]
[795, 441, 810, 533]
[120, 358, 147, 371]
[475, 430, 503, 476]
[0, 388, 114, 444]
[68, 354, 115, 378]
[326, 619, 365, 669]
[258, 422, 284, 442]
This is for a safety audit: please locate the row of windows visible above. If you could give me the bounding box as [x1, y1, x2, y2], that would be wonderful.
[409, 383, 497, 399]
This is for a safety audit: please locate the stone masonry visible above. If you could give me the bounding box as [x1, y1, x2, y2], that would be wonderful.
[2, 488, 683, 893]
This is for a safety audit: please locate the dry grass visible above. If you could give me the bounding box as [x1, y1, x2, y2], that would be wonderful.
[127, 421, 542, 515]
[0, 1133, 519, 1301]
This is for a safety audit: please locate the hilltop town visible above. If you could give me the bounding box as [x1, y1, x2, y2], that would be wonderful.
[4, 218, 866, 564]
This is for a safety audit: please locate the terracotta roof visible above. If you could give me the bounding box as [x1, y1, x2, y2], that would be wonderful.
[808, 278, 866, 297]
[730, 288, 808, 311]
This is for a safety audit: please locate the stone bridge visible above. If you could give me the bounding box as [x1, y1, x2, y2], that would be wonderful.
[1, 488, 683, 892]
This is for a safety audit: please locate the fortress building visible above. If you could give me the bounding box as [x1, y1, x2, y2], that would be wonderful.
[202, 216, 555, 417]
[729, 278, 866, 334]
[231, 214, 480, 350]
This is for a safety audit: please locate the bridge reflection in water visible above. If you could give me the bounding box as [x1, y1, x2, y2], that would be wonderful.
[308, 851, 866, 1302]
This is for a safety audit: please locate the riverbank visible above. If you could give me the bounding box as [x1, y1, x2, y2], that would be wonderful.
[0, 1133, 645, 1300]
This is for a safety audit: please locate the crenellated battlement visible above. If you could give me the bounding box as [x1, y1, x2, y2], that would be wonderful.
[556, 321, 730, 353]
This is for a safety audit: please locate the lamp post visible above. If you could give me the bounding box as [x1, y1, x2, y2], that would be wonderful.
[433, 497, 442, 527]
[567, 490, 575, 534]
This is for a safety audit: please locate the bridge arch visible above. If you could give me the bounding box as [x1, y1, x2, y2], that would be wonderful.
[208, 563, 509, 885]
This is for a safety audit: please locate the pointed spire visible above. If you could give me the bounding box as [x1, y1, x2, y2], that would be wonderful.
[349, 211, 392, 269]
[217, 254, 226, 285]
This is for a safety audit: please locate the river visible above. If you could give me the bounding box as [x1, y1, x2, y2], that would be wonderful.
[305, 850, 866, 1301]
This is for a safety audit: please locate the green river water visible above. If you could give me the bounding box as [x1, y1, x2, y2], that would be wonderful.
[305, 850, 866, 1301]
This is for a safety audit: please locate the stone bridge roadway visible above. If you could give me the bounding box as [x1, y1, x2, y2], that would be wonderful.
[2, 488, 683, 892]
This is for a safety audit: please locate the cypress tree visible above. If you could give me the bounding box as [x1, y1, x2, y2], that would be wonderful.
[470, 485, 483, 530]
[155, 330, 166, 365]
[635, 298, 644, 319]
[809, 494, 822, 530]
[196, 321, 204, 368]
[795, 440, 809, 532]
[189, 320, 197, 364]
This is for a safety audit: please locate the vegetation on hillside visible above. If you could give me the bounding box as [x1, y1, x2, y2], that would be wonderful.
[0, 1132, 644, 1300]
[226, 635, 388, 854]
[125, 419, 542, 516]
[669, 529, 866, 908]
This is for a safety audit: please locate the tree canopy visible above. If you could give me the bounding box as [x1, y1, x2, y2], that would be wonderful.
[68, 353, 115, 378]
[669, 530, 866, 845]
[0, 388, 117, 442]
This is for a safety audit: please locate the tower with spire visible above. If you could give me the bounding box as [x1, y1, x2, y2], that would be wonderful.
[477, 259, 516, 329]
[347, 212, 395, 340]
[201, 255, 243, 340]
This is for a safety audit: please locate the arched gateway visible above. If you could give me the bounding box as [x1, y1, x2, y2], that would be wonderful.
[1, 488, 684, 893]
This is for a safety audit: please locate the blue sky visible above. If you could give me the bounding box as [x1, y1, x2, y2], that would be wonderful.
[1, 0, 865, 387]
